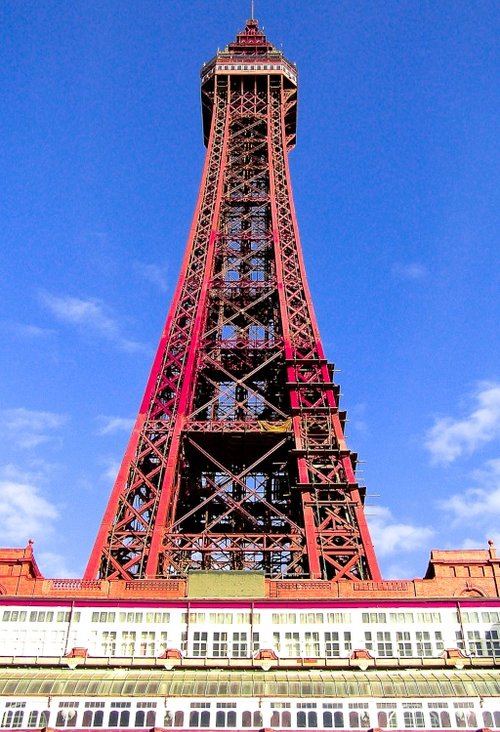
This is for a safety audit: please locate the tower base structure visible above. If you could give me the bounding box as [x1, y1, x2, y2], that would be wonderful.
[0, 543, 500, 730]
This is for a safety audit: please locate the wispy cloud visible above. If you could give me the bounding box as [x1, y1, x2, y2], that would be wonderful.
[1, 321, 55, 338]
[349, 403, 369, 436]
[100, 458, 120, 484]
[96, 415, 135, 436]
[0, 407, 67, 449]
[134, 262, 169, 293]
[0, 472, 59, 545]
[425, 382, 500, 464]
[40, 292, 146, 353]
[392, 262, 427, 280]
[439, 459, 500, 527]
[367, 505, 435, 558]
[37, 551, 79, 578]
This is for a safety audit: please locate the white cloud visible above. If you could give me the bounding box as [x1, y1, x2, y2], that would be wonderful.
[37, 551, 79, 578]
[40, 292, 145, 353]
[349, 403, 369, 435]
[439, 459, 500, 526]
[134, 262, 168, 293]
[1, 321, 55, 338]
[0, 407, 67, 449]
[367, 505, 435, 558]
[100, 459, 120, 483]
[96, 416, 135, 436]
[392, 262, 427, 280]
[425, 382, 500, 464]
[0, 476, 59, 545]
[100, 458, 120, 485]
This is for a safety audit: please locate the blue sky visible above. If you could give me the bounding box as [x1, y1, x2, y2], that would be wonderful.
[0, 1, 499, 579]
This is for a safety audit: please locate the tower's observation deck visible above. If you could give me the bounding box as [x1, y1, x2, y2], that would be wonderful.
[201, 18, 297, 148]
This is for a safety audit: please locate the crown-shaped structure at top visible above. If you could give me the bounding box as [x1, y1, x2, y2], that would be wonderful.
[227, 17, 274, 54]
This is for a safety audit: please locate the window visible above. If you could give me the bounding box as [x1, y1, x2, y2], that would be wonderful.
[378, 711, 397, 728]
[430, 710, 451, 728]
[416, 611, 441, 623]
[91, 611, 115, 623]
[297, 711, 318, 728]
[215, 711, 236, 727]
[467, 630, 486, 656]
[362, 612, 386, 623]
[101, 630, 116, 655]
[232, 632, 248, 657]
[486, 629, 500, 656]
[1, 704, 26, 730]
[120, 630, 136, 655]
[416, 631, 432, 657]
[349, 711, 370, 728]
[377, 631, 393, 657]
[242, 711, 262, 728]
[134, 710, 156, 727]
[189, 711, 210, 728]
[193, 631, 208, 657]
[284, 632, 300, 656]
[108, 710, 129, 728]
[390, 612, 414, 623]
[82, 709, 104, 727]
[27, 711, 48, 729]
[271, 711, 291, 727]
[397, 631, 413, 657]
[56, 702, 79, 728]
[404, 711, 425, 728]
[139, 631, 155, 656]
[304, 632, 320, 656]
[213, 631, 228, 657]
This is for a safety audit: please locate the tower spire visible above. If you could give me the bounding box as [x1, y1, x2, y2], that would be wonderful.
[85, 21, 381, 584]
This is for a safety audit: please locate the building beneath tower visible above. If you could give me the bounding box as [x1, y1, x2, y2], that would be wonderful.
[0, 15, 499, 732]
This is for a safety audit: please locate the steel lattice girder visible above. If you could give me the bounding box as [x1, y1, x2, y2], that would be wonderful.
[85, 22, 381, 584]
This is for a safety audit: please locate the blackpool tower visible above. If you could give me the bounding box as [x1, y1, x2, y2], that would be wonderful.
[0, 14, 499, 727]
[85, 16, 381, 584]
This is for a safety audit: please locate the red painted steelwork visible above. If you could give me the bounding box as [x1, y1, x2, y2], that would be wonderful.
[85, 18, 381, 583]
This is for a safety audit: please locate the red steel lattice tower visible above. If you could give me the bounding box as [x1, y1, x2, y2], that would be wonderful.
[85, 18, 381, 583]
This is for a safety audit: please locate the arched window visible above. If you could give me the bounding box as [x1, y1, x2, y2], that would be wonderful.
[297, 711, 307, 727]
[349, 711, 359, 727]
[494, 711, 500, 727]
[282, 711, 291, 727]
[441, 711, 451, 728]
[483, 712, 493, 727]
[200, 710, 210, 727]
[216, 711, 225, 727]
[189, 711, 199, 727]
[242, 711, 252, 727]
[334, 711, 344, 728]
[323, 711, 333, 728]
[253, 711, 263, 727]
[82, 711, 92, 727]
[174, 711, 184, 727]
[466, 711, 477, 727]
[109, 711, 119, 727]
[308, 711, 318, 727]
[120, 711, 130, 727]
[146, 711, 156, 726]
[135, 711, 145, 727]
[378, 712, 388, 727]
